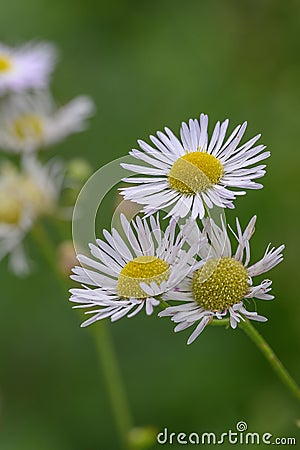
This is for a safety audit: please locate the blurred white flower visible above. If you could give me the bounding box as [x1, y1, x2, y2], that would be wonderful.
[0, 157, 64, 275]
[0, 41, 57, 94]
[159, 215, 284, 344]
[0, 92, 95, 153]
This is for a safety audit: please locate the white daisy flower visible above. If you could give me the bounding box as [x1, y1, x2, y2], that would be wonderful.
[70, 214, 201, 327]
[120, 114, 269, 219]
[0, 156, 64, 275]
[0, 91, 94, 153]
[0, 41, 57, 94]
[159, 215, 284, 344]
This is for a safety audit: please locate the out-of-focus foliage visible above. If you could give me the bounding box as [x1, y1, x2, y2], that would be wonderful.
[1, 0, 300, 449]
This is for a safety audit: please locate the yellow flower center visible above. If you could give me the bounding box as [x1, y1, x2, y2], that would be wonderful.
[0, 164, 54, 226]
[192, 257, 249, 311]
[0, 166, 24, 225]
[12, 114, 44, 142]
[168, 151, 223, 195]
[0, 55, 12, 72]
[0, 194, 22, 224]
[117, 255, 170, 299]
[22, 178, 54, 216]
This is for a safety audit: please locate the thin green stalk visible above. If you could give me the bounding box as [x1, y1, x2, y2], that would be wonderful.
[239, 319, 300, 403]
[162, 295, 300, 402]
[92, 324, 133, 449]
[208, 317, 300, 402]
[158, 297, 171, 310]
[210, 318, 230, 327]
[31, 221, 134, 448]
[31, 222, 68, 293]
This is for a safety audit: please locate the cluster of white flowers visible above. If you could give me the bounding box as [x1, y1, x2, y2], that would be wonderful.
[70, 114, 284, 344]
[0, 41, 94, 275]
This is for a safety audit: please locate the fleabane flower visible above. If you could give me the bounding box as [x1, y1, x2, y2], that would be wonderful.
[0, 41, 57, 94]
[0, 157, 64, 275]
[120, 114, 269, 219]
[159, 216, 284, 344]
[70, 214, 201, 327]
[0, 91, 94, 153]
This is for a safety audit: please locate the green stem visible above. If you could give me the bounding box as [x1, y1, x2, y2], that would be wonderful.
[210, 318, 230, 327]
[92, 323, 133, 449]
[207, 317, 300, 402]
[158, 297, 171, 310]
[31, 221, 134, 448]
[239, 319, 300, 403]
[31, 222, 68, 293]
[173, 308, 300, 402]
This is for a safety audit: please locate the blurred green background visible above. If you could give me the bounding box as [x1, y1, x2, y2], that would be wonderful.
[1, 0, 300, 449]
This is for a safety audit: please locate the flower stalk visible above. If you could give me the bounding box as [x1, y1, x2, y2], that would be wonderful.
[93, 323, 133, 449]
[31, 222, 134, 449]
[160, 292, 300, 403]
[210, 317, 300, 402]
[239, 319, 300, 403]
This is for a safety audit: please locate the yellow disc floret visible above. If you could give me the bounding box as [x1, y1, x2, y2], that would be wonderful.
[0, 56, 12, 72]
[12, 114, 44, 142]
[192, 257, 249, 311]
[0, 194, 22, 224]
[117, 255, 170, 299]
[0, 165, 24, 225]
[0, 163, 54, 226]
[22, 178, 54, 216]
[168, 151, 223, 195]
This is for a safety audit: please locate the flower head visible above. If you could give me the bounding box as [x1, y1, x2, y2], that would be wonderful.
[159, 216, 284, 344]
[120, 114, 269, 219]
[70, 214, 200, 326]
[0, 157, 64, 274]
[0, 92, 94, 153]
[0, 41, 57, 94]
